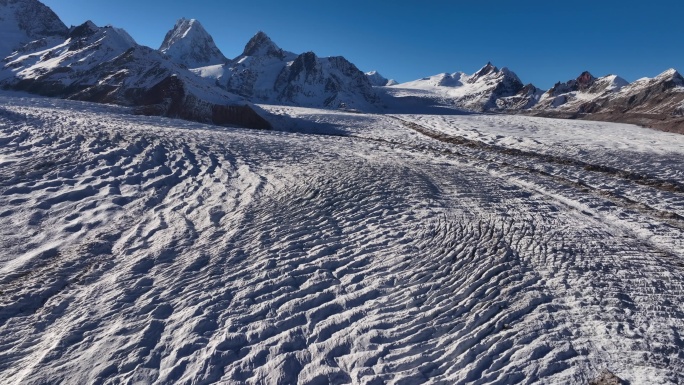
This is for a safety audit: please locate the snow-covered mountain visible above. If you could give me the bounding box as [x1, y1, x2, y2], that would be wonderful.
[526, 69, 684, 132]
[533, 71, 629, 112]
[0, 18, 270, 129]
[159, 18, 227, 69]
[388, 62, 534, 112]
[0, 0, 67, 59]
[2, 0, 684, 131]
[193, 31, 380, 110]
[365, 71, 397, 87]
[597, 68, 684, 116]
[380, 63, 684, 131]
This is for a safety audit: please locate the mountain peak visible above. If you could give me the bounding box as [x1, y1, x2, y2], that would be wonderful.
[656, 68, 682, 80]
[242, 31, 283, 58]
[68, 20, 99, 39]
[365, 71, 396, 87]
[0, 0, 68, 58]
[576, 71, 596, 87]
[474, 62, 498, 77]
[159, 18, 227, 68]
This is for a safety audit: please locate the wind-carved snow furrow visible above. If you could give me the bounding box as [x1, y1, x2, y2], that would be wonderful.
[390, 116, 684, 256]
[1, 97, 683, 384]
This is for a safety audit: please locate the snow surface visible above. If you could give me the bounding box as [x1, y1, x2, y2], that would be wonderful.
[1, 92, 684, 384]
[365, 71, 397, 87]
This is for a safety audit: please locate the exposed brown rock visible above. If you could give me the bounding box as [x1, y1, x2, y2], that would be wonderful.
[576, 71, 597, 90]
[589, 370, 625, 385]
[135, 75, 271, 130]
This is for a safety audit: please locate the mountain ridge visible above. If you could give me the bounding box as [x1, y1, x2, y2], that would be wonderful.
[1, 0, 683, 132]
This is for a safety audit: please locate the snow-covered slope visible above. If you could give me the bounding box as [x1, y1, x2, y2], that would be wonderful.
[365, 71, 397, 87]
[0, 0, 67, 59]
[0, 21, 270, 129]
[159, 18, 227, 69]
[386, 63, 535, 112]
[1, 93, 683, 384]
[193, 31, 380, 110]
[195, 32, 297, 99]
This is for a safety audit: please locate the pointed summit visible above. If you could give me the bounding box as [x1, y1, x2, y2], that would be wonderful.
[655, 68, 683, 82]
[473, 62, 499, 78]
[159, 18, 227, 68]
[68, 20, 99, 39]
[242, 31, 284, 58]
[576, 71, 596, 90]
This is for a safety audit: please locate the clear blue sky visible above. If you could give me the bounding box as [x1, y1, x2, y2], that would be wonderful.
[41, 0, 683, 89]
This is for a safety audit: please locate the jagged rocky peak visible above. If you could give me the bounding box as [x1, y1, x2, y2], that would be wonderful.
[547, 70, 597, 96]
[468, 62, 522, 86]
[576, 71, 597, 89]
[472, 61, 498, 78]
[159, 18, 227, 68]
[68, 20, 99, 39]
[519, 83, 542, 96]
[242, 31, 284, 58]
[468, 61, 505, 83]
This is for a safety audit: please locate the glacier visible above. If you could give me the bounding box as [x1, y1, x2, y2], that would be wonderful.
[0, 93, 683, 384]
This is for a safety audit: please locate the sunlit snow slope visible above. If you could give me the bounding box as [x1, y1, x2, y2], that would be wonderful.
[1, 94, 683, 384]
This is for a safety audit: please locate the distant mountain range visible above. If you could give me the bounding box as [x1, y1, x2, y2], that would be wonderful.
[1, 0, 683, 132]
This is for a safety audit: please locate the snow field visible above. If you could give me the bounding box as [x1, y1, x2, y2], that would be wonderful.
[0, 95, 683, 384]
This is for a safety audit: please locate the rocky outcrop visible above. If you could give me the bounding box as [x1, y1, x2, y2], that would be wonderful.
[497, 83, 543, 110]
[135, 75, 271, 129]
[589, 370, 625, 385]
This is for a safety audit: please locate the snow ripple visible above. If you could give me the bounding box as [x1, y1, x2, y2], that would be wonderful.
[0, 97, 683, 384]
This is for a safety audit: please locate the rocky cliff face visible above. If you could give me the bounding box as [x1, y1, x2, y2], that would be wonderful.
[135, 75, 271, 129]
[159, 18, 227, 69]
[496, 83, 544, 110]
[274, 52, 379, 109]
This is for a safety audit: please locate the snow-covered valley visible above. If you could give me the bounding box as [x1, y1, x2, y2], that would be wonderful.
[1, 93, 683, 384]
